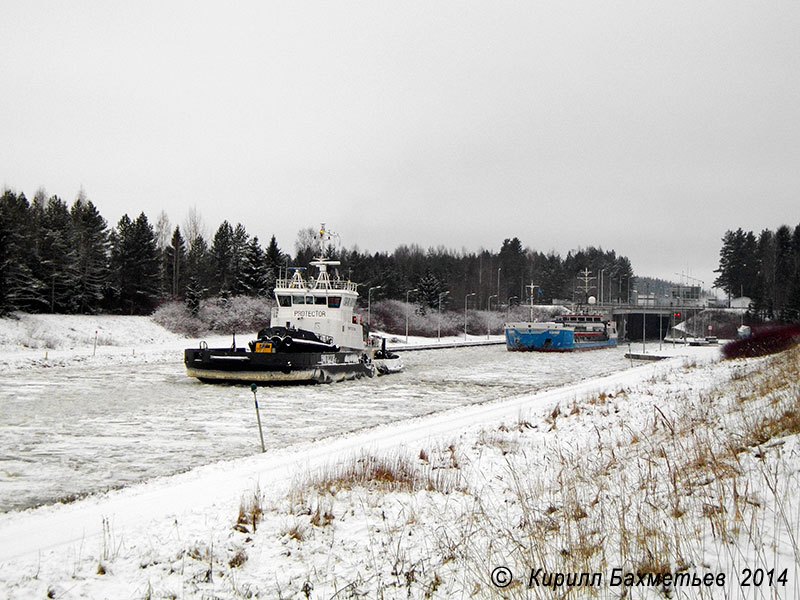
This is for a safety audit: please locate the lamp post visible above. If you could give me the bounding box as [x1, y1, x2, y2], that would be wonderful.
[599, 268, 605, 305]
[507, 296, 518, 321]
[464, 292, 476, 340]
[437, 291, 449, 342]
[368, 286, 381, 327]
[642, 283, 647, 353]
[497, 268, 502, 298]
[487, 294, 498, 338]
[405, 288, 418, 344]
[620, 275, 631, 304]
[526, 283, 541, 320]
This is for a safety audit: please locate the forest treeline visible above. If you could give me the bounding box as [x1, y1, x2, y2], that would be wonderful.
[714, 224, 800, 321]
[0, 189, 636, 316]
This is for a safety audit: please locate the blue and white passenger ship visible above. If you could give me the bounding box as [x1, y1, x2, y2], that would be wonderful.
[505, 313, 618, 352]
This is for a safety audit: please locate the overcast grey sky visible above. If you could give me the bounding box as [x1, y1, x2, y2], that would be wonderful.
[2, 1, 799, 291]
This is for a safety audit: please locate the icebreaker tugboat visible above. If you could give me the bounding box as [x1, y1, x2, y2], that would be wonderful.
[185, 225, 375, 384]
[505, 313, 618, 352]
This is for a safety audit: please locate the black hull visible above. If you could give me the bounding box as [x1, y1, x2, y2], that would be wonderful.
[184, 347, 374, 384]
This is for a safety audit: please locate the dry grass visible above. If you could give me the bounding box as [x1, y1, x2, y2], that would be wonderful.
[234, 447, 469, 598]
[227, 549, 247, 569]
[435, 346, 800, 598]
[309, 500, 334, 528]
[301, 451, 464, 497]
[281, 523, 307, 542]
[217, 347, 800, 599]
[234, 485, 264, 534]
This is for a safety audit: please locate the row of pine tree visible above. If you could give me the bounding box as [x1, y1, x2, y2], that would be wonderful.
[0, 190, 286, 315]
[714, 224, 800, 321]
[1, 188, 637, 317]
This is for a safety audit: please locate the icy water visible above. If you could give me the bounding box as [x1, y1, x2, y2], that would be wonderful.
[0, 345, 632, 512]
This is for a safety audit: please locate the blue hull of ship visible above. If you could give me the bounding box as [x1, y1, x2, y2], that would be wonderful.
[505, 327, 617, 352]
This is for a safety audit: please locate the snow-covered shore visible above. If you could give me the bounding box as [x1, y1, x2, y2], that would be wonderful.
[0, 313, 230, 371]
[3, 314, 795, 599]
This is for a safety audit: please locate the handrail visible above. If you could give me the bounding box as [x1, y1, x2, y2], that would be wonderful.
[274, 278, 358, 292]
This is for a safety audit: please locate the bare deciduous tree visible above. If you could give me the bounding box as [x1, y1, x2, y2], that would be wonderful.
[183, 206, 207, 251]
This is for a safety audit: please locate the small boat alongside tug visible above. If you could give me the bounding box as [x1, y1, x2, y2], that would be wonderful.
[371, 337, 404, 375]
[184, 225, 384, 384]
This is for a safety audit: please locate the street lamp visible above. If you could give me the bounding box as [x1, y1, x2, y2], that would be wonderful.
[599, 268, 605, 305]
[507, 296, 519, 321]
[368, 286, 381, 327]
[464, 292, 476, 340]
[643, 282, 648, 353]
[620, 276, 631, 304]
[497, 267, 502, 297]
[487, 294, 498, 338]
[405, 288, 418, 344]
[438, 291, 450, 342]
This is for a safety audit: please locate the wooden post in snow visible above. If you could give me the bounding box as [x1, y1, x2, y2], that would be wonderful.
[251, 384, 266, 453]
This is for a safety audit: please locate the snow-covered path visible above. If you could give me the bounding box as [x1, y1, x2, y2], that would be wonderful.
[0, 357, 675, 568]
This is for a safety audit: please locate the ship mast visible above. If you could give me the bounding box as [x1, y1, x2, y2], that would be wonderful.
[309, 223, 341, 290]
[577, 268, 596, 305]
[526, 282, 541, 321]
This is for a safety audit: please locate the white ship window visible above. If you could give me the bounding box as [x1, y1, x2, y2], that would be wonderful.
[306, 296, 314, 304]
[292, 295, 305, 304]
[278, 295, 291, 307]
[328, 296, 341, 308]
[314, 296, 327, 305]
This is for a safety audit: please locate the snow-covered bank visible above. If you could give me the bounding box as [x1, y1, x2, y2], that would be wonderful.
[0, 312, 210, 371]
